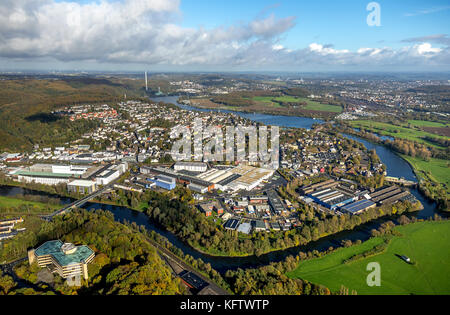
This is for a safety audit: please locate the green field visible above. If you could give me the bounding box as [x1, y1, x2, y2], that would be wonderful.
[0, 196, 60, 214]
[252, 96, 342, 113]
[287, 221, 450, 295]
[350, 120, 449, 149]
[402, 155, 450, 187]
[407, 120, 450, 128]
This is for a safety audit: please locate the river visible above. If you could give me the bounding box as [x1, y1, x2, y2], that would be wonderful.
[152, 96, 324, 130]
[0, 97, 440, 272]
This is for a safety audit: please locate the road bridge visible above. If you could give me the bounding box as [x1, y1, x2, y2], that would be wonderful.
[41, 181, 116, 221]
[385, 176, 417, 187]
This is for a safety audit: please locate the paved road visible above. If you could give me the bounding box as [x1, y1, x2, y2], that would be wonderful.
[145, 236, 230, 295]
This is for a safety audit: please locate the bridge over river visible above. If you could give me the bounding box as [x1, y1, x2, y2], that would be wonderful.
[41, 182, 116, 221]
[384, 176, 418, 187]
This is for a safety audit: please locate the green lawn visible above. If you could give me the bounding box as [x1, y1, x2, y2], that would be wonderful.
[350, 120, 449, 149]
[0, 196, 60, 214]
[402, 155, 450, 187]
[407, 120, 450, 128]
[251, 96, 342, 113]
[287, 221, 450, 295]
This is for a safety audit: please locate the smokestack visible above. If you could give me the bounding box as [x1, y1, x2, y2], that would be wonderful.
[145, 71, 148, 91]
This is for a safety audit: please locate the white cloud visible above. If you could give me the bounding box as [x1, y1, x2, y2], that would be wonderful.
[309, 43, 349, 55]
[272, 44, 284, 51]
[0, 0, 448, 70]
[415, 43, 442, 55]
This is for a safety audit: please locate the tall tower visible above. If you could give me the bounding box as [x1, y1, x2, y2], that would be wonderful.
[145, 71, 148, 91]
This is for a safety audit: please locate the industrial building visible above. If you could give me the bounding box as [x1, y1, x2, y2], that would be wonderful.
[67, 180, 97, 195]
[12, 163, 88, 185]
[28, 240, 95, 280]
[237, 222, 252, 234]
[253, 220, 267, 232]
[249, 196, 269, 204]
[150, 175, 176, 191]
[301, 179, 338, 195]
[30, 164, 89, 176]
[95, 169, 120, 186]
[140, 164, 274, 193]
[11, 162, 127, 187]
[341, 199, 376, 215]
[174, 162, 208, 173]
[369, 186, 413, 206]
[188, 183, 209, 194]
[266, 190, 286, 215]
[15, 171, 76, 185]
[226, 165, 274, 191]
[141, 166, 215, 192]
[308, 187, 356, 210]
[223, 218, 240, 231]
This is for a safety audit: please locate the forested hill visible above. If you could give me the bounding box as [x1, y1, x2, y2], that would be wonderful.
[0, 77, 142, 151]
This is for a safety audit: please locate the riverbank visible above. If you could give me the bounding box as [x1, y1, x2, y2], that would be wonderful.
[0, 195, 60, 215]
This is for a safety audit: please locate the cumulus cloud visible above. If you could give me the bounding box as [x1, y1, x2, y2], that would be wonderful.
[0, 0, 449, 70]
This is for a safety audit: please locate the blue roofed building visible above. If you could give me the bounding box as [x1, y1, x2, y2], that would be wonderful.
[341, 199, 376, 215]
[308, 188, 357, 211]
[148, 175, 176, 190]
[28, 240, 95, 280]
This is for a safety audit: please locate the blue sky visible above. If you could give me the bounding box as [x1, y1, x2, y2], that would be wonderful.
[1, 0, 450, 71]
[180, 0, 450, 50]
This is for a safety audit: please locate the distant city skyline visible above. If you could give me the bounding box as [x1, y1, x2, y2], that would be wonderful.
[1, 0, 449, 72]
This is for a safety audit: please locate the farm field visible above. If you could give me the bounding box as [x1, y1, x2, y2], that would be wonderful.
[250, 96, 342, 112]
[407, 120, 449, 128]
[0, 196, 60, 214]
[349, 120, 449, 148]
[287, 221, 450, 295]
[401, 155, 450, 187]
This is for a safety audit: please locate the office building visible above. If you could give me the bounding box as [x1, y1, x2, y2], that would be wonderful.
[28, 240, 95, 280]
[67, 180, 97, 195]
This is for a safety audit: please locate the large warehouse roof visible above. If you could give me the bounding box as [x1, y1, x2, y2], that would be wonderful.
[341, 199, 376, 214]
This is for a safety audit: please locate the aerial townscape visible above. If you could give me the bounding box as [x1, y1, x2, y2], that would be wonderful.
[0, 0, 449, 304]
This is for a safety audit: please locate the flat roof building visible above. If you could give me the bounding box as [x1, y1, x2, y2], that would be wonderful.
[341, 199, 376, 215]
[237, 222, 252, 235]
[67, 180, 97, 195]
[308, 187, 356, 211]
[223, 218, 240, 230]
[174, 162, 208, 173]
[253, 220, 267, 232]
[28, 240, 95, 280]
